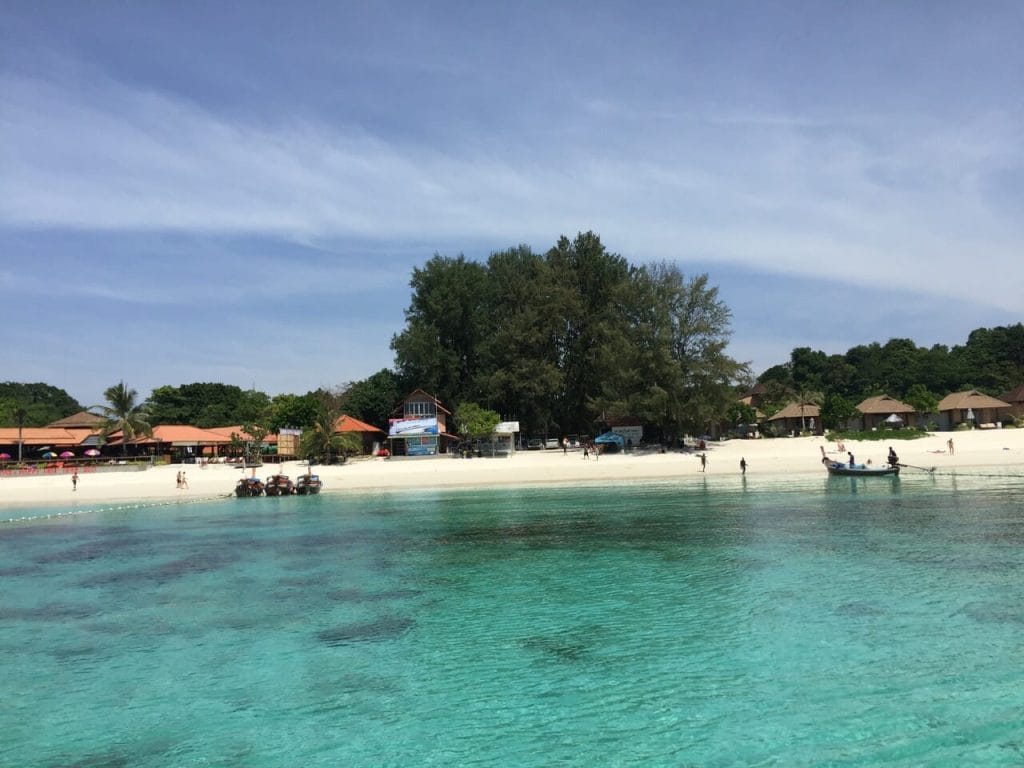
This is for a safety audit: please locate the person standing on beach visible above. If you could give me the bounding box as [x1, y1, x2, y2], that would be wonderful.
[848, 451, 855, 468]
[181, 471, 188, 489]
[700, 453, 707, 472]
[72, 471, 78, 491]
[947, 438, 954, 455]
[176, 471, 182, 489]
[740, 457, 747, 475]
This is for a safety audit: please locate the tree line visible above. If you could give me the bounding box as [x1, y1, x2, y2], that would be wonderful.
[752, 324, 1024, 429]
[3, 233, 1020, 438]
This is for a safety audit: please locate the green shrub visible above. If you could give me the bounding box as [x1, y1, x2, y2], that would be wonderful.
[826, 428, 930, 442]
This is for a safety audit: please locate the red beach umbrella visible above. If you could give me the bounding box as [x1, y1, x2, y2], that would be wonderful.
[0, 453, 10, 460]
[59, 451, 75, 458]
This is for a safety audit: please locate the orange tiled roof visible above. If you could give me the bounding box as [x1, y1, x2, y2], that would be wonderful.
[0, 427, 93, 446]
[107, 425, 233, 445]
[334, 414, 385, 434]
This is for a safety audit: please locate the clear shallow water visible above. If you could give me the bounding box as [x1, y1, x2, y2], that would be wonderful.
[2, 474, 1023, 767]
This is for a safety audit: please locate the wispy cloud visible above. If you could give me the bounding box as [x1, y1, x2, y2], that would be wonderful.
[2, 68, 1022, 312]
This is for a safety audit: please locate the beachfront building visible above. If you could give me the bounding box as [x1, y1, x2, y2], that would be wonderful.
[0, 426, 100, 463]
[333, 414, 386, 455]
[854, 394, 916, 431]
[107, 424, 234, 462]
[387, 390, 456, 456]
[767, 401, 821, 436]
[936, 390, 1012, 430]
[999, 383, 1024, 423]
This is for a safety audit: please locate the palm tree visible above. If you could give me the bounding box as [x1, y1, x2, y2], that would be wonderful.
[299, 408, 361, 465]
[97, 381, 153, 455]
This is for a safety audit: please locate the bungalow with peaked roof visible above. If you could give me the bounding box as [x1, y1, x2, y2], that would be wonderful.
[388, 390, 456, 456]
[855, 394, 916, 431]
[936, 390, 1011, 430]
[767, 402, 821, 436]
[334, 414, 386, 455]
[46, 411, 105, 430]
[999, 384, 1024, 422]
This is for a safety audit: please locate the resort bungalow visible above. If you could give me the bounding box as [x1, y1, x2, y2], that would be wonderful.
[387, 390, 456, 456]
[855, 394, 916, 431]
[999, 383, 1024, 422]
[936, 390, 1012, 430]
[767, 401, 821, 436]
[333, 414, 386, 455]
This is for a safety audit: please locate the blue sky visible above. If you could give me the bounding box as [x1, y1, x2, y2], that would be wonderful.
[2, 1, 1022, 408]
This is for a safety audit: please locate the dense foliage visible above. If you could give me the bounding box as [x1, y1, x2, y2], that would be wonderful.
[0, 382, 81, 427]
[757, 324, 1024, 414]
[391, 232, 747, 439]
[145, 383, 272, 427]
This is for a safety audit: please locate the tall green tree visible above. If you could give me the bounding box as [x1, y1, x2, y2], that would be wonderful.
[475, 245, 563, 435]
[545, 232, 632, 434]
[97, 381, 153, 454]
[391, 254, 489, 408]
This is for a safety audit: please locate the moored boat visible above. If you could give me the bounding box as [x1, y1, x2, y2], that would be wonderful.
[235, 477, 265, 497]
[295, 474, 322, 495]
[825, 461, 899, 477]
[264, 474, 295, 496]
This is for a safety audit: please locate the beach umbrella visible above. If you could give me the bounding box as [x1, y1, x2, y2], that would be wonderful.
[41, 451, 57, 459]
[884, 413, 903, 424]
[0, 452, 10, 460]
[84, 449, 101, 457]
[59, 451, 75, 458]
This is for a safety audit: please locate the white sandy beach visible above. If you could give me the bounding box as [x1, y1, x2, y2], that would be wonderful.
[2, 429, 1022, 512]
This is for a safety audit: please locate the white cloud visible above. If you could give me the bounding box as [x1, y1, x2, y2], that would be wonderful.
[2, 71, 1022, 313]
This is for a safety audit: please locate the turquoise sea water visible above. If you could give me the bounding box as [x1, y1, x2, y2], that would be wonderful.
[2, 473, 1023, 767]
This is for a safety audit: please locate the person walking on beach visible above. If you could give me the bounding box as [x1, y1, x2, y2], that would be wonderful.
[176, 471, 182, 489]
[700, 453, 707, 472]
[947, 438, 954, 455]
[72, 471, 78, 491]
[180, 471, 188, 489]
[740, 457, 747, 475]
[583, 443, 590, 460]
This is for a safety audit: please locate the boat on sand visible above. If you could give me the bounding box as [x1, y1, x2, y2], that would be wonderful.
[264, 475, 295, 496]
[295, 474, 322, 495]
[235, 477, 265, 497]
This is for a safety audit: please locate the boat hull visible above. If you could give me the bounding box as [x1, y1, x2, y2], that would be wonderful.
[826, 462, 899, 477]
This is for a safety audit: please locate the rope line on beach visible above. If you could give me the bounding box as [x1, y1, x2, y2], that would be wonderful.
[899, 467, 1024, 479]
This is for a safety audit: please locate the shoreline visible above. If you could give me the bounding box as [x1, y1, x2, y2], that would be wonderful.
[1, 430, 1022, 516]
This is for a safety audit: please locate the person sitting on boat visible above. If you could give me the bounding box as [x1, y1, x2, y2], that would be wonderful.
[848, 451, 855, 468]
[887, 447, 899, 468]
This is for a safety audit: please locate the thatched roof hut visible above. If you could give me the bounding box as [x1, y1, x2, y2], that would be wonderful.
[936, 390, 1011, 429]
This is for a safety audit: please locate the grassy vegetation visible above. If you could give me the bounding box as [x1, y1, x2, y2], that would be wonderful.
[826, 428, 931, 442]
